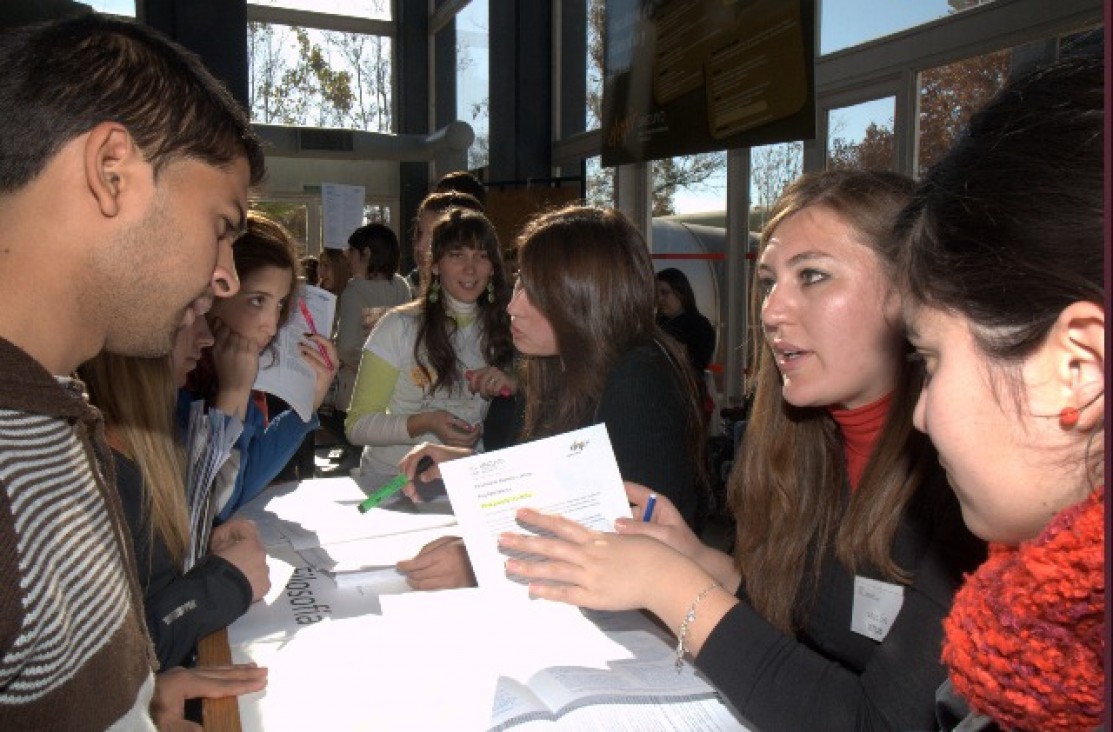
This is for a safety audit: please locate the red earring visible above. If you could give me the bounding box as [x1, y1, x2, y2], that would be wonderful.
[1059, 407, 1080, 429]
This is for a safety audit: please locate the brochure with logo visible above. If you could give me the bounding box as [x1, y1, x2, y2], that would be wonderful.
[438, 423, 634, 597]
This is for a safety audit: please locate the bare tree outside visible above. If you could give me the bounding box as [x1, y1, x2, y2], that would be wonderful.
[750, 141, 802, 229]
[247, 20, 392, 132]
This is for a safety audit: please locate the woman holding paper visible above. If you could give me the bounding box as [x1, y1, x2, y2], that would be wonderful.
[499, 171, 986, 731]
[185, 212, 338, 520]
[80, 303, 270, 668]
[345, 208, 514, 493]
[397, 206, 710, 589]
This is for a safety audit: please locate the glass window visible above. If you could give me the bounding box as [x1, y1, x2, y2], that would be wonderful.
[917, 49, 1010, 175]
[89, 0, 135, 16]
[248, 22, 393, 132]
[586, 0, 605, 130]
[251, 200, 310, 251]
[820, 0, 995, 55]
[750, 142, 803, 230]
[827, 97, 895, 171]
[247, 0, 391, 21]
[456, 0, 490, 169]
[652, 154, 727, 216]
[585, 157, 614, 208]
[364, 203, 391, 225]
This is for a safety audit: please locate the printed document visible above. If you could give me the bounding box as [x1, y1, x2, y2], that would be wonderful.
[438, 424, 633, 596]
[253, 284, 336, 421]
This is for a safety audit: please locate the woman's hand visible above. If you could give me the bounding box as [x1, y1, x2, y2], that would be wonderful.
[397, 443, 473, 501]
[617, 483, 740, 590]
[409, 410, 482, 447]
[209, 317, 258, 419]
[465, 366, 516, 399]
[299, 334, 338, 411]
[499, 508, 693, 612]
[396, 536, 476, 590]
[209, 518, 271, 602]
[151, 664, 267, 731]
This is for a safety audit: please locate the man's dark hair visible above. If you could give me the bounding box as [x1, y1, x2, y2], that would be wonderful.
[348, 222, 401, 278]
[434, 170, 486, 207]
[0, 13, 265, 194]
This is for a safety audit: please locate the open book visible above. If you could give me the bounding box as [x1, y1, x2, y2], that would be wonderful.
[487, 608, 744, 731]
[253, 283, 336, 422]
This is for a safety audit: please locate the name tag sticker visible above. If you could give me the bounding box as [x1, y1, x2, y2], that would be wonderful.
[851, 576, 905, 642]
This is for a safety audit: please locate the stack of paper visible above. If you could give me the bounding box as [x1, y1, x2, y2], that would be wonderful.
[183, 400, 243, 571]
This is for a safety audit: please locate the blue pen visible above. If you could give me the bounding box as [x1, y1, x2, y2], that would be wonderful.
[642, 493, 657, 522]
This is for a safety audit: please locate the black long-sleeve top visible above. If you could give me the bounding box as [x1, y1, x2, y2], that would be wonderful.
[593, 341, 703, 527]
[695, 468, 986, 731]
[114, 451, 252, 669]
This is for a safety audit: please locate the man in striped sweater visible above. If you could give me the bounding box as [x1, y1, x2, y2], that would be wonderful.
[0, 14, 267, 730]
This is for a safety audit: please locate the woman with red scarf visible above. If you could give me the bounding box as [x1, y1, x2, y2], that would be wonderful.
[894, 51, 1105, 731]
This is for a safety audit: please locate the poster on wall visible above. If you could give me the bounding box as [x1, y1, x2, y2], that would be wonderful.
[321, 182, 366, 249]
[601, 0, 816, 167]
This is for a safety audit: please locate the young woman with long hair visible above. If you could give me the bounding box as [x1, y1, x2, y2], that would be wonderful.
[185, 212, 338, 521]
[80, 309, 270, 669]
[344, 208, 514, 491]
[498, 172, 986, 730]
[396, 205, 710, 590]
[895, 53, 1104, 732]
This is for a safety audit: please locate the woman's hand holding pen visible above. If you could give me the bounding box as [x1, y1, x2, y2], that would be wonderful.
[465, 366, 516, 399]
[298, 333, 338, 411]
[616, 483, 741, 591]
[397, 442, 473, 501]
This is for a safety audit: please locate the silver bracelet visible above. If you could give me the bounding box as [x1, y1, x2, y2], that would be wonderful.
[675, 581, 720, 670]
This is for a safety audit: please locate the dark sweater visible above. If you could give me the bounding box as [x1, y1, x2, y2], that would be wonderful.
[593, 341, 703, 526]
[695, 467, 986, 731]
[485, 342, 704, 526]
[0, 337, 156, 729]
[658, 311, 716, 373]
[113, 452, 253, 669]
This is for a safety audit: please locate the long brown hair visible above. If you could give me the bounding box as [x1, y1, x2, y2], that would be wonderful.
[514, 207, 708, 497]
[79, 353, 189, 567]
[731, 170, 934, 634]
[408, 208, 513, 392]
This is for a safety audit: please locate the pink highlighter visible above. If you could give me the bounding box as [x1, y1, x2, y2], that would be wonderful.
[298, 298, 334, 371]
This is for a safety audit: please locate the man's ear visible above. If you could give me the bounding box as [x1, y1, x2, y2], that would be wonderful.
[1049, 300, 1105, 431]
[83, 122, 136, 218]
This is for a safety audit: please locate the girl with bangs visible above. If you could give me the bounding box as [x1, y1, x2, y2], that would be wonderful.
[345, 208, 514, 493]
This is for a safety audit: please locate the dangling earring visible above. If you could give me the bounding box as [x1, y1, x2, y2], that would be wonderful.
[1059, 406, 1080, 429]
[486, 281, 495, 304]
[428, 276, 441, 304]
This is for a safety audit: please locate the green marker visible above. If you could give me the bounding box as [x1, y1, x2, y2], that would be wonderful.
[357, 473, 408, 514]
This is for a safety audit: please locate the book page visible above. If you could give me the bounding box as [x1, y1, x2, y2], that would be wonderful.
[253, 284, 336, 421]
[439, 424, 633, 597]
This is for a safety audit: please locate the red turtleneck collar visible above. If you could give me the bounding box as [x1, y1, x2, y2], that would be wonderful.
[827, 393, 892, 492]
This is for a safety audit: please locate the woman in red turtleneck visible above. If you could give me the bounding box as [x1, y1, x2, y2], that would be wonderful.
[501, 171, 986, 731]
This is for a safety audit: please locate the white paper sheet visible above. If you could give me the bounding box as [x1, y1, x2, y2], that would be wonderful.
[253, 284, 336, 421]
[438, 424, 633, 596]
[233, 476, 458, 551]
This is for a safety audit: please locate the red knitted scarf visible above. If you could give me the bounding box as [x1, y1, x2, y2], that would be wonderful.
[942, 487, 1105, 731]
